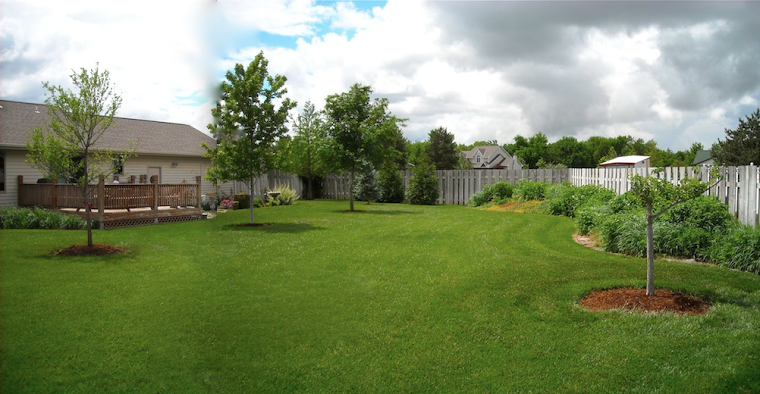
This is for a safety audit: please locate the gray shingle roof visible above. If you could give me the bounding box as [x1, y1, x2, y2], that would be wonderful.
[0, 100, 215, 157]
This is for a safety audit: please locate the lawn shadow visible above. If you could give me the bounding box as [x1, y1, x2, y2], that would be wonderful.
[224, 222, 324, 234]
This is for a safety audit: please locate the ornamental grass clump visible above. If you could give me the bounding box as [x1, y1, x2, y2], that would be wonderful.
[272, 184, 300, 205]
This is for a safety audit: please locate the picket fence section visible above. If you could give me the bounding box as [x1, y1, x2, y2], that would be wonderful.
[569, 165, 759, 228]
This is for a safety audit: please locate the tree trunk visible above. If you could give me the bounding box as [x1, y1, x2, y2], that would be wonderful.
[646, 203, 655, 296]
[349, 168, 355, 211]
[249, 175, 255, 224]
[86, 202, 93, 247]
[307, 176, 313, 200]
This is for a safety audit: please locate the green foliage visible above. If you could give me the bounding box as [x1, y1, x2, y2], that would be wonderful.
[406, 161, 439, 205]
[575, 204, 612, 235]
[661, 196, 735, 232]
[608, 191, 645, 214]
[324, 83, 406, 211]
[377, 164, 405, 203]
[653, 222, 713, 260]
[712, 108, 760, 166]
[290, 101, 329, 200]
[513, 180, 547, 201]
[596, 211, 646, 255]
[709, 225, 760, 273]
[272, 184, 300, 206]
[25, 64, 132, 246]
[253, 197, 265, 208]
[425, 126, 458, 170]
[353, 162, 379, 203]
[203, 51, 295, 223]
[547, 183, 616, 217]
[467, 181, 514, 207]
[0, 207, 85, 230]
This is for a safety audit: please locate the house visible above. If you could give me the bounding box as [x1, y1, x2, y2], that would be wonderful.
[599, 155, 650, 169]
[692, 150, 715, 166]
[461, 146, 523, 170]
[0, 99, 222, 208]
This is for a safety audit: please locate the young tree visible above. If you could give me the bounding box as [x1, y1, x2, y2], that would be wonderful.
[290, 101, 328, 199]
[26, 64, 134, 247]
[712, 109, 760, 165]
[425, 126, 459, 170]
[203, 51, 296, 224]
[324, 83, 404, 211]
[629, 169, 719, 296]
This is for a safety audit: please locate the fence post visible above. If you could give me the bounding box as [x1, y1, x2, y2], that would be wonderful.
[98, 176, 105, 229]
[17, 175, 23, 206]
[151, 175, 159, 210]
[52, 178, 59, 209]
[196, 176, 202, 208]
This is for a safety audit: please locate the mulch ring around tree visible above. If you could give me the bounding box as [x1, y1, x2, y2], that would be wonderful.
[54, 244, 128, 256]
[579, 288, 711, 315]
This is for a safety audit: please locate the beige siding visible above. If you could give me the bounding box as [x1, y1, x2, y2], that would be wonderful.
[1, 149, 44, 207]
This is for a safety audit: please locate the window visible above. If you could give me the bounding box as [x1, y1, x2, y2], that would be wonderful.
[476, 156, 481, 163]
[113, 157, 124, 174]
[0, 151, 5, 191]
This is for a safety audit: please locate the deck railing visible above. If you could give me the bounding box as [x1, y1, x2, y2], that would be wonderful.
[17, 175, 202, 211]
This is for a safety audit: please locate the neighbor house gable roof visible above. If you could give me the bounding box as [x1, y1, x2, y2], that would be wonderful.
[692, 150, 713, 165]
[0, 99, 216, 157]
[462, 145, 515, 168]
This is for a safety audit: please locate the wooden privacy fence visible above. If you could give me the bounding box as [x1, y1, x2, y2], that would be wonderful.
[570, 165, 760, 228]
[323, 168, 569, 205]
[17, 175, 203, 229]
[223, 170, 303, 198]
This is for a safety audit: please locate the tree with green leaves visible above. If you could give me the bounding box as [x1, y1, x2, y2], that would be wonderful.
[323, 83, 405, 211]
[203, 51, 296, 224]
[425, 126, 459, 170]
[26, 64, 134, 247]
[712, 109, 760, 165]
[629, 169, 719, 296]
[290, 101, 329, 200]
[406, 157, 439, 205]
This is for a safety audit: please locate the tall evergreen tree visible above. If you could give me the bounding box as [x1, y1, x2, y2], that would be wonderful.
[712, 109, 760, 165]
[425, 126, 458, 170]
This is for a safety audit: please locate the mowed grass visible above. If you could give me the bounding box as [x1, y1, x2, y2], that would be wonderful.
[1, 200, 759, 393]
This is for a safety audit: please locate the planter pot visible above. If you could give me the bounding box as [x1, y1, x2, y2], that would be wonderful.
[234, 195, 250, 209]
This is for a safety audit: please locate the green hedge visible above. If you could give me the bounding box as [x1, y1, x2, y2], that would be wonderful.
[0, 207, 86, 230]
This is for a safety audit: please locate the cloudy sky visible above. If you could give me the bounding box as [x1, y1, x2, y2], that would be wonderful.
[3, 1, 760, 151]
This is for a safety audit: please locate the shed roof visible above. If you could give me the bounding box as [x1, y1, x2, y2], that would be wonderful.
[0, 99, 215, 157]
[599, 155, 650, 167]
[692, 150, 713, 165]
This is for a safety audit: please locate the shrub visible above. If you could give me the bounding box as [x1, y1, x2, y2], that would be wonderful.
[608, 191, 645, 214]
[661, 196, 735, 232]
[378, 165, 405, 203]
[597, 211, 645, 254]
[273, 184, 300, 206]
[253, 197, 265, 208]
[407, 162, 439, 205]
[708, 225, 760, 273]
[653, 222, 713, 260]
[490, 181, 513, 202]
[513, 180, 547, 201]
[548, 183, 615, 218]
[575, 204, 612, 235]
[0, 207, 85, 230]
[219, 198, 234, 210]
[353, 164, 379, 203]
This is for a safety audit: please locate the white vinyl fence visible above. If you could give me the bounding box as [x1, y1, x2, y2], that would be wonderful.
[570, 165, 759, 228]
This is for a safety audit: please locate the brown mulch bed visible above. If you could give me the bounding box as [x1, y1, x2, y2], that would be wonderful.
[579, 288, 711, 315]
[54, 244, 128, 256]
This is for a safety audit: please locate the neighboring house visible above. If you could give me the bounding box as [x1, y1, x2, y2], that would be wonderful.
[461, 146, 523, 170]
[693, 150, 715, 166]
[0, 99, 223, 208]
[599, 155, 650, 169]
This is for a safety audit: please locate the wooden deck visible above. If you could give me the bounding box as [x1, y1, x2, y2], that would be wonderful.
[18, 175, 205, 229]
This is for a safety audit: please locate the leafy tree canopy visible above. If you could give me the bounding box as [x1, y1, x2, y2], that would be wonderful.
[712, 108, 760, 166]
[425, 126, 459, 170]
[203, 51, 295, 223]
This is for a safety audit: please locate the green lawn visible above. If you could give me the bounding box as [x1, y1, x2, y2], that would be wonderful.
[1, 200, 759, 393]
